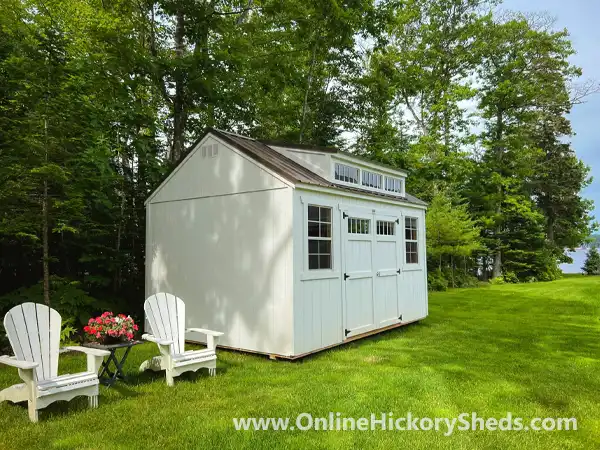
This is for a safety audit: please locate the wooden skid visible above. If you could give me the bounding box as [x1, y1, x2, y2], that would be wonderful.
[204, 319, 421, 361]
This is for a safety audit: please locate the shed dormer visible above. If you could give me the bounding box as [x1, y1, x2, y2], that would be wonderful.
[265, 142, 407, 199]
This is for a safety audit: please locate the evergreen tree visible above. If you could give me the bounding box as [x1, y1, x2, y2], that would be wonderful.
[583, 247, 600, 275]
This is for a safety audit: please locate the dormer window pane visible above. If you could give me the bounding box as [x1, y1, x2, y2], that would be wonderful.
[362, 170, 382, 189]
[385, 176, 403, 194]
[334, 163, 359, 184]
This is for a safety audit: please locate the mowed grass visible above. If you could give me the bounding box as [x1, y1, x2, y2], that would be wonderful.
[0, 277, 599, 449]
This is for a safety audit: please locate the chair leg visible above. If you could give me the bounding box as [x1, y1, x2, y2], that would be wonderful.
[89, 395, 98, 409]
[166, 371, 174, 387]
[209, 367, 216, 376]
[28, 400, 38, 423]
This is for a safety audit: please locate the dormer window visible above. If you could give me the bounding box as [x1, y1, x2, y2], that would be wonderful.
[334, 163, 359, 184]
[385, 176, 403, 195]
[362, 170, 382, 189]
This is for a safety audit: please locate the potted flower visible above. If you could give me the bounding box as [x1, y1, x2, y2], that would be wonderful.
[83, 312, 139, 345]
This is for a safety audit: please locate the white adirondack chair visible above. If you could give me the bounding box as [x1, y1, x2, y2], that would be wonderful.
[139, 293, 223, 386]
[0, 303, 110, 422]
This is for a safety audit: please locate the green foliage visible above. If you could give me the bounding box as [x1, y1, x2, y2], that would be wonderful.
[490, 277, 505, 285]
[503, 271, 519, 284]
[60, 318, 78, 346]
[428, 269, 448, 291]
[0, 277, 102, 328]
[426, 192, 483, 260]
[583, 247, 600, 275]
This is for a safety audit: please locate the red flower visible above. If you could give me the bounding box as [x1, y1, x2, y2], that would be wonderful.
[118, 314, 126, 319]
[133, 324, 139, 331]
[126, 332, 134, 340]
[84, 326, 90, 332]
[95, 317, 102, 324]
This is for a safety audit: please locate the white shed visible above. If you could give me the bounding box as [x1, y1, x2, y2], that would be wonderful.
[145, 128, 428, 359]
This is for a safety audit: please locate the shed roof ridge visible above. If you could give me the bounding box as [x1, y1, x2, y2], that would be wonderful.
[211, 127, 256, 141]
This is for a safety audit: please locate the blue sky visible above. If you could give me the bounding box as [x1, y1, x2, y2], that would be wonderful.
[503, 0, 600, 220]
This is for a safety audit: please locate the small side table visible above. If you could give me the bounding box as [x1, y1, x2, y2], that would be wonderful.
[83, 340, 143, 387]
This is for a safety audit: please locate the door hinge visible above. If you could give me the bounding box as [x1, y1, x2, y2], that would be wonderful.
[398, 314, 402, 321]
[395, 218, 400, 224]
[343, 212, 348, 219]
[344, 273, 350, 280]
[397, 268, 401, 274]
[345, 329, 351, 337]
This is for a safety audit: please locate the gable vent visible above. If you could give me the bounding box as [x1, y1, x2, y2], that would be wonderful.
[201, 144, 219, 158]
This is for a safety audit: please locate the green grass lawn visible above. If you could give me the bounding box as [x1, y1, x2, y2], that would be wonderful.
[1, 277, 599, 449]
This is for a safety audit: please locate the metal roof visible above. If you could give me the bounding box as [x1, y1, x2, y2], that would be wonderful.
[183, 128, 427, 207]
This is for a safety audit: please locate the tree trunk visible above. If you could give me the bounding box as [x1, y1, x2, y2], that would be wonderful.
[42, 179, 50, 305]
[299, 36, 319, 143]
[42, 117, 50, 305]
[547, 214, 555, 244]
[492, 108, 504, 279]
[492, 246, 502, 279]
[171, 10, 186, 163]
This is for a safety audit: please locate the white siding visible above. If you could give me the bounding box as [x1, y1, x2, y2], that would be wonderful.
[270, 146, 332, 178]
[150, 135, 288, 205]
[146, 137, 294, 356]
[292, 188, 428, 356]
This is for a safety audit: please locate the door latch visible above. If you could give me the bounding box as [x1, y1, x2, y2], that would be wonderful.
[397, 269, 401, 274]
[344, 273, 350, 280]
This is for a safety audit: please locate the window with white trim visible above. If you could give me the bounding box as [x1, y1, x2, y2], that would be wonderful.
[405, 217, 418, 264]
[348, 218, 370, 234]
[385, 176, 403, 194]
[362, 170, 383, 189]
[377, 220, 395, 236]
[334, 163, 359, 184]
[308, 205, 332, 270]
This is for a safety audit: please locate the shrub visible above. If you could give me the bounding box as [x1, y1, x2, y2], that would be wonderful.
[490, 277, 505, 285]
[503, 271, 519, 284]
[428, 269, 448, 291]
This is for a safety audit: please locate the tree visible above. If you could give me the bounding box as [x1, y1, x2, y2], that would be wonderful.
[582, 247, 600, 275]
[426, 191, 483, 286]
[472, 16, 582, 280]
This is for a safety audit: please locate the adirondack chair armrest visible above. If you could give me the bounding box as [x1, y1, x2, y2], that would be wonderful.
[186, 328, 224, 350]
[0, 355, 38, 370]
[62, 346, 110, 373]
[62, 346, 110, 357]
[186, 328, 224, 337]
[142, 334, 173, 346]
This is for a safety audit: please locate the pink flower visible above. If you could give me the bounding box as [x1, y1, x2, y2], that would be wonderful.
[126, 332, 134, 340]
[95, 317, 102, 324]
[95, 333, 101, 338]
[133, 324, 139, 331]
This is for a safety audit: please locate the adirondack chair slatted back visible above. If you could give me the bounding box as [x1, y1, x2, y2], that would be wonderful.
[3, 303, 61, 381]
[144, 293, 185, 354]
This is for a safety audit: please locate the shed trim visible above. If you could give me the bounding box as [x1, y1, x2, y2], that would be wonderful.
[296, 183, 428, 210]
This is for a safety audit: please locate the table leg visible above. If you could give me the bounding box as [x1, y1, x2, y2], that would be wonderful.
[98, 346, 136, 387]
